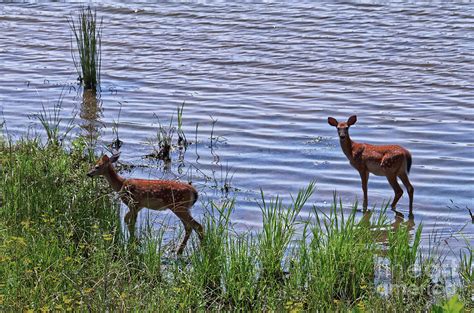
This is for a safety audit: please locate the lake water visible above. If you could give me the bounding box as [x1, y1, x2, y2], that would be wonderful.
[1, 3, 472, 256]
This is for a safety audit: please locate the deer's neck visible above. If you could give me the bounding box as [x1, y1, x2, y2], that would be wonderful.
[340, 136, 355, 161]
[103, 164, 125, 192]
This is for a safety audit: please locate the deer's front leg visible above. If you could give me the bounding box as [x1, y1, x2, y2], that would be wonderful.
[359, 170, 369, 210]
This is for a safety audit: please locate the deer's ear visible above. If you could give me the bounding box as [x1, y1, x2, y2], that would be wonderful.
[347, 115, 357, 126]
[102, 155, 110, 162]
[328, 117, 338, 127]
[109, 152, 121, 163]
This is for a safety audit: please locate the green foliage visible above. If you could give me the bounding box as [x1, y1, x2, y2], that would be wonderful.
[36, 98, 75, 147]
[305, 200, 378, 309]
[388, 221, 423, 282]
[458, 244, 473, 308]
[0, 139, 121, 311]
[387, 222, 436, 310]
[432, 295, 465, 313]
[177, 101, 187, 147]
[258, 182, 315, 284]
[0, 137, 472, 311]
[147, 103, 189, 163]
[191, 199, 234, 304]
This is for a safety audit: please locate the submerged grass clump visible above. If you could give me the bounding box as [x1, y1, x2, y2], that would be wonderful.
[1, 132, 472, 311]
[69, 6, 102, 91]
[146, 103, 189, 164]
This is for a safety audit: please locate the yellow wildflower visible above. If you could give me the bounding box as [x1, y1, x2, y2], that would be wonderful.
[102, 233, 113, 241]
[21, 220, 32, 229]
[63, 295, 73, 304]
[10, 236, 27, 246]
[0, 256, 12, 263]
[377, 285, 385, 293]
[289, 302, 304, 313]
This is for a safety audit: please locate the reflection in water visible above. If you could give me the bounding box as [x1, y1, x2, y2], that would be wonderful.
[80, 89, 103, 146]
[177, 147, 187, 175]
[359, 210, 415, 246]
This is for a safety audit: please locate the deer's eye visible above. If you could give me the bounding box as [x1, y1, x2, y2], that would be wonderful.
[95, 165, 100, 169]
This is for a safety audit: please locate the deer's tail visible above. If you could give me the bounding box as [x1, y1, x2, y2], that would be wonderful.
[192, 188, 199, 205]
[406, 152, 412, 174]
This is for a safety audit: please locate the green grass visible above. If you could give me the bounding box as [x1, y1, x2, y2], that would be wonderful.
[146, 103, 189, 163]
[69, 6, 102, 91]
[458, 243, 473, 307]
[0, 135, 472, 311]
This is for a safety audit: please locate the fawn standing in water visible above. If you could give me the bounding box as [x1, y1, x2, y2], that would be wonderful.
[328, 115, 414, 216]
[87, 152, 204, 254]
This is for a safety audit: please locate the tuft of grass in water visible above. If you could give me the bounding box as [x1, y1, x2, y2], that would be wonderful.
[146, 113, 174, 163]
[146, 104, 190, 164]
[69, 6, 102, 91]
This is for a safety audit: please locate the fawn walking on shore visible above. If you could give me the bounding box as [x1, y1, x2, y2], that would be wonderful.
[328, 115, 414, 216]
[87, 153, 204, 254]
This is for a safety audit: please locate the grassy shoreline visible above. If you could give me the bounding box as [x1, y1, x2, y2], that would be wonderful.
[0, 137, 472, 311]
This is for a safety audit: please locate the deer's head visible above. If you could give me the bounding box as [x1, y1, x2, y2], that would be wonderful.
[87, 153, 120, 177]
[328, 115, 357, 140]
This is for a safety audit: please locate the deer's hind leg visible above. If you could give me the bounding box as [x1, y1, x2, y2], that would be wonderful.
[386, 175, 403, 212]
[173, 208, 204, 255]
[398, 172, 414, 216]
